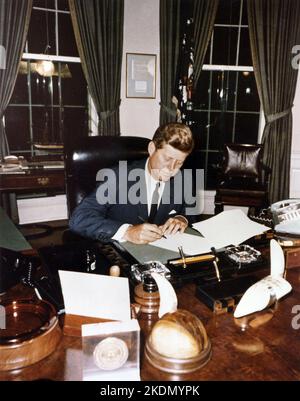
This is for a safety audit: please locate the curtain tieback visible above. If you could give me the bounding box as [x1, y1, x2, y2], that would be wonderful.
[99, 100, 121, 121]
[159, 102, 177, 118]
[265, 106, 293, 125]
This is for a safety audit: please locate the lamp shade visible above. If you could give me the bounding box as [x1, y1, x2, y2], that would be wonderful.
[36, 60, 55, 77]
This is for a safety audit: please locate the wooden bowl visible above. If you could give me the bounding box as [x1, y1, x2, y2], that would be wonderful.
[0, 299, 62, 371]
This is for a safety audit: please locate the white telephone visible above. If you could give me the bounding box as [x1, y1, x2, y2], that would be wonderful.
[271, 198, 300, 235]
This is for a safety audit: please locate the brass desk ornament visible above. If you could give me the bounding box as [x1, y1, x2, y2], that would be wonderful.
[144, 273, 212, 374]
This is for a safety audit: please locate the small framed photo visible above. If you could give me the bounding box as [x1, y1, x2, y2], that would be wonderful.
[126, 53, 156, 98]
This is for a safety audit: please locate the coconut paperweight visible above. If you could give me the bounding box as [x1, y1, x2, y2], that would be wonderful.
[144, 273, 212, 374]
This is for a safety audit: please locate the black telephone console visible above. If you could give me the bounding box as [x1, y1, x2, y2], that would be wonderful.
[0, 247, 39, 294]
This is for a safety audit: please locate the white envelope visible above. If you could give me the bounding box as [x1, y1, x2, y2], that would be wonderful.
[58, 270, 131, 321]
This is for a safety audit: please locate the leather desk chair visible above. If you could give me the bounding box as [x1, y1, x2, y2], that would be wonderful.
[214, 143, 271, 216]
[63, 135, 150, 242]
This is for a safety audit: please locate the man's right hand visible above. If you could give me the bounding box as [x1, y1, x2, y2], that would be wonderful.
[123, 223, 164, 244]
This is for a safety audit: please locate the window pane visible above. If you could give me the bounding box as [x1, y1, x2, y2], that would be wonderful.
[31, 74, 58, 106]
[32, 106, 61, 144]
[238, 28, 252, 66]
[58, 13, 79, 57]
[61, 63, 87, 106]
[209, 111, 234, 150]
[27, 10, 56, 55]
[241, 0, 248, 25]
[193, 71, 210, 110]
[5, 107, 30, 151]
[33, 0, 55, 9]
[10, 63, 29, 104]
[192, 112, 209, 150]
[211, 71, 236, 111]
[212, 27, 238, 65]
[215, 0, 242, 25]
[63, 107, 89, 143]
[206, 151, 222, 190]
[57, 0, 69, 11]
[234, 113, 260, 143]
[236, 71, 260, 112]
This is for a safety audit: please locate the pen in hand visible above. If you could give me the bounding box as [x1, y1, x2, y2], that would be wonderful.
[138, 215, 167, 239]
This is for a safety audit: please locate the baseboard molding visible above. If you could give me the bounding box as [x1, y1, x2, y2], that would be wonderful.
[17, 194, 68, 225]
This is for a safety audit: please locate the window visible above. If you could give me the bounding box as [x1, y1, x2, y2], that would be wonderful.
[5, 0, 89, 157]
[177, 0, 261, 190]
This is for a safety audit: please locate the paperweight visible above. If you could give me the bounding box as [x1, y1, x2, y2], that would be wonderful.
[145, 309, 212, 374]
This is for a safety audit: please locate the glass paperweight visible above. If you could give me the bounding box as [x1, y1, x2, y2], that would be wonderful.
[82, 319, 140, 381]
[144, 309, 212, 374]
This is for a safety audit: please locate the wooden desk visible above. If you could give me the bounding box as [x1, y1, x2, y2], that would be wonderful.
[0, 168, 65, 194]
[1, 266, 300, 381]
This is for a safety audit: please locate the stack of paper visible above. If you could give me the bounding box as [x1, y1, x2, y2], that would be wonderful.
[151, 209, 270, 256]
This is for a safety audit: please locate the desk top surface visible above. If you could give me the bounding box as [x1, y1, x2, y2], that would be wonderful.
[1, 264, 300, 381]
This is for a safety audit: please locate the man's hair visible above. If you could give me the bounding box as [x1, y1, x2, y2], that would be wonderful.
[152, 123, 194, 153]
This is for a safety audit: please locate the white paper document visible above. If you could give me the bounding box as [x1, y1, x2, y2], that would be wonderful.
[58, 270, 131, 321]
[151, 232, 212, 256]
[192, 209, 270, 249]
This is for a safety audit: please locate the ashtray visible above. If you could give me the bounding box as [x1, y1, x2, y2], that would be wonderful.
[0, 299, 62, 371]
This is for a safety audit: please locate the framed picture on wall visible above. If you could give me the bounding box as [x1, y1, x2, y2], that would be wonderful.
[126, 53, 156, 98]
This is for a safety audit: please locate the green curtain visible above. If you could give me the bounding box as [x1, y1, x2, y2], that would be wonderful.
[0, 0, 32, 160]
[247, 0, 300, 203]
[159, 0, 181, 125]
[69, 0, 124, 136]
[0, 0, 32, 222]
[193, 0, 219, 89]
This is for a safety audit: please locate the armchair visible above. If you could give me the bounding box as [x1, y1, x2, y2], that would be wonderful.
[214, 143, 271, 215]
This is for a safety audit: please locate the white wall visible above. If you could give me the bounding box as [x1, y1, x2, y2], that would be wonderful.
[120, 0, 160, 138]
[291, 72, 300, 198]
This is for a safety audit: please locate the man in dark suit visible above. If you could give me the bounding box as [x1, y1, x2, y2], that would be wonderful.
[69, 123, 195, 244]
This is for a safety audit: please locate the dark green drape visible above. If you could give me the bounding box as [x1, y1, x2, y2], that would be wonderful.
[0, 0, 32, 160]
[247, 0, 300, 203]
[193, 0, 219, 89]
[69, 0, 124, 136]
[159, 0, 181, 125]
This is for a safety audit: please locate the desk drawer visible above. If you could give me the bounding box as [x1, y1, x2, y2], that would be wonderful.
[0, 171, 65, 192]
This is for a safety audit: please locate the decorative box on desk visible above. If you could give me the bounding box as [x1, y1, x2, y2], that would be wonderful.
[275, 235, 300, 269]
[285, 247, 300, 269]
[63, 314, 112, 337]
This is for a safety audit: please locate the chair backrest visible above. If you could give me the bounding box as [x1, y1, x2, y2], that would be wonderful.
[64, 136, 150, 216]
[222, 143, 263, 180]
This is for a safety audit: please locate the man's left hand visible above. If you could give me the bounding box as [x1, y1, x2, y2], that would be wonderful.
[160, 215, 188, 236]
